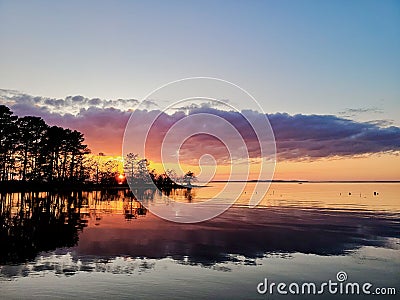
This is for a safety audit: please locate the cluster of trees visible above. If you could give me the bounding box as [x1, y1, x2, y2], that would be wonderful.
[123, 153, 197, 188]
[0, 105, 89, 183]
[0, 104, 196, 188]
[83, 153, 121, 185]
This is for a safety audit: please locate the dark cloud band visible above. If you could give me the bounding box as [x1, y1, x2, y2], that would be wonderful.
[1, 90, 399, 160]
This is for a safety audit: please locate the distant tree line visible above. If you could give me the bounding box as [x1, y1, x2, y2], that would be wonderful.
[0, 105, 89, 183]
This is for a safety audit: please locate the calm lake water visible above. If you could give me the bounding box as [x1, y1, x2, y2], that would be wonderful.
[1, 183, 399, 299]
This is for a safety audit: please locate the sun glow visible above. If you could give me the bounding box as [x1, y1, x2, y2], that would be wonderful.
[89, 152, 400, 182]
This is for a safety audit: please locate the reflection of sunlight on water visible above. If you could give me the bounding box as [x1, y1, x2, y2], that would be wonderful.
[163, 182, 400, 213]
[10, 183, 392, 215]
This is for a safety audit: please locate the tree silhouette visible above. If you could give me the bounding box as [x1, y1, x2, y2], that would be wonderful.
[183, 171, 197, 187]
[0, 105, 91, 184]
[66, 130, 90, 181]
[0, 106, 18, 181]
[124, 153, 138, 179]
[16, 116, 48, 181]
[41, 126, 67, 182]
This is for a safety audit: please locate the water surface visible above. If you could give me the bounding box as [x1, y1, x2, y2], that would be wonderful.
[1, 183, 399, 299]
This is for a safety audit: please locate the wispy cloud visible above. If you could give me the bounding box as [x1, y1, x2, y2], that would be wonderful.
[338, 107, 384, 119]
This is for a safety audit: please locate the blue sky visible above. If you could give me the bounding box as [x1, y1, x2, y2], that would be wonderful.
[0, 0, 399, 124]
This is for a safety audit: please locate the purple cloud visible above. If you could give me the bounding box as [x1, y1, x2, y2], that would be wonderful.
[268, 113, 400, 159]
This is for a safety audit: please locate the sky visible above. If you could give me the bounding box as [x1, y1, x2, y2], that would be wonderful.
[0, 0, 399, 180]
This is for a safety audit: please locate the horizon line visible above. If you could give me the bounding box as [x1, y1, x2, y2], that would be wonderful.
[210, 180, 400, 183]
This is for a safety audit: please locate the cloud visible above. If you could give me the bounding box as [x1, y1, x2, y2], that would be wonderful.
[365, 119, 394, 127]
[0, 89, 139, 115]
[269, 113, 400, 160]
[141, 99, 159, 109]
[128, 108, 400, 163]
[8, 103, 131, 156]
[1, 90, 399, 160]
[338, 107, 384, 118]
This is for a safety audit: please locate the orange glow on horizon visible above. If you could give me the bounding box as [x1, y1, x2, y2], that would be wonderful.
[91, 152, 400, 181]
[273, 153, 400, 181]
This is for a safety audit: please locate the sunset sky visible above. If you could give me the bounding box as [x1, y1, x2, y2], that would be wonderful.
[0, 0, 399, 180]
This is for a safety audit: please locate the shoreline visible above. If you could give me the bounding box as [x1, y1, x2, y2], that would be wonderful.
[0, 181, 199, 193]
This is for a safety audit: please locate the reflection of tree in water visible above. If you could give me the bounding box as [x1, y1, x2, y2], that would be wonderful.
[160, 187, 196, 203]
[123, 194, 147, 220]
[0, 190, 148, 264]
[129, 188, 156, 205]
[0, 192, 87, 264]
[184, 188, 193, 202]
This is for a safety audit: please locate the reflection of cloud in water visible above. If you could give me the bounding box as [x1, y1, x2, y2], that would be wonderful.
[1, 188, 399, 280]
[1, 206, 398, 279]
[0, 251, 294, 278]
[73, 207, 399, 263]
[0, 253, 156, 279]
